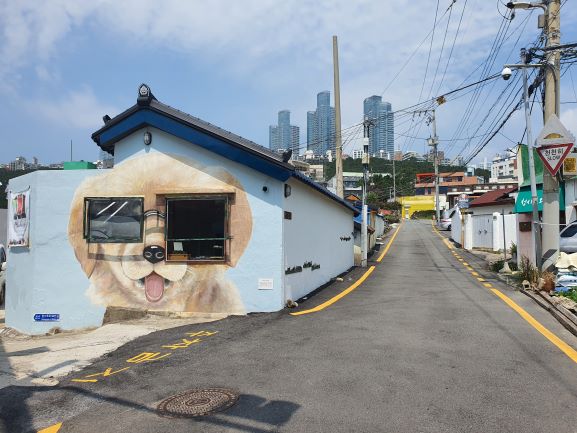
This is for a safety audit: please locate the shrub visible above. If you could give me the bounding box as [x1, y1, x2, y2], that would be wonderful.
[519, 255, 540, 286]
[384, 214, 400, 224]
[411, 210, 436, 219]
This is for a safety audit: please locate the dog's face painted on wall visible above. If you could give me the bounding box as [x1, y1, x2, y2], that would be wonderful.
[68, 152, 252, 314]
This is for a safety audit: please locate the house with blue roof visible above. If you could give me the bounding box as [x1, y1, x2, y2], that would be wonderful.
[5, 84, 356, 334]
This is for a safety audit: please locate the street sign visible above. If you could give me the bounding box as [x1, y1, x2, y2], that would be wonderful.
[536, 113, 575, 176]
[34, 314, 60, 322]
[536, 143, 573, 176]
[457, 193, 469, 209]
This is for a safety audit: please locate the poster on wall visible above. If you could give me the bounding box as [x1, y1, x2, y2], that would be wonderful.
[8, 189, 30, 247]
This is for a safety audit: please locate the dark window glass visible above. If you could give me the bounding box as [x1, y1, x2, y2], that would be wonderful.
[561, 224, 577, 238]
[85, 198, 143, 243]
[166, 197, 228, 261]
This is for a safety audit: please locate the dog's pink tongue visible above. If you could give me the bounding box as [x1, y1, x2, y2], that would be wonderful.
[145, 273, 164, 302]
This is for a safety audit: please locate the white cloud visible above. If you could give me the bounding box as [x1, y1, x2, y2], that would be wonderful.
[26, 86, 119, 129]
[1, 1, 575, 162]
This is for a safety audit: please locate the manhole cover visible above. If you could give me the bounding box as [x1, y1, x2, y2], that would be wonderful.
[157, 388, 239, 418]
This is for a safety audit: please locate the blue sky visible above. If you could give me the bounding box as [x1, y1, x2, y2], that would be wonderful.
[1, 1, 576, 166]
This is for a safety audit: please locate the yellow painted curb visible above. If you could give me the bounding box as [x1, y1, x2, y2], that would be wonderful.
[491, 288, 577, 364]
[434, 222, 577, 366]
[38, 423, 62, 433]
[291, 222, 402, 316]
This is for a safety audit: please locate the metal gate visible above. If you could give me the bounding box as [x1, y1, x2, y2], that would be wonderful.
[472, 214, 493, 249]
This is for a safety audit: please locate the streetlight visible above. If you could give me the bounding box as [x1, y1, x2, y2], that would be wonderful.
[505, 1, 547, 11]
[503, 49, 543, 267]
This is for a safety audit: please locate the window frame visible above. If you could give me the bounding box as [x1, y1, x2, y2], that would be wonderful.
[83, 197, 144, 244]
[164, 194, 232, 263]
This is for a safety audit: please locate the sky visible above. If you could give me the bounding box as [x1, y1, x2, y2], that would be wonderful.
[0, 0, 576, 166]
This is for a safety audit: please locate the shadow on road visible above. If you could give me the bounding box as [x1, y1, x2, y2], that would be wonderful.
[0, 383, 300, 433]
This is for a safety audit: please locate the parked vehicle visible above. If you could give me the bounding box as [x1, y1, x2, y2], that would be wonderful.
[0, 244, 5, 306]
[439, 208, 456, 231]
[560, 223, 577, 253]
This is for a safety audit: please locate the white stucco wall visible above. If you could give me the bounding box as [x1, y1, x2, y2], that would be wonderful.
[6, 171, 105, 334]
[282, 178, 354, 302]
[114, 127, 286, 312]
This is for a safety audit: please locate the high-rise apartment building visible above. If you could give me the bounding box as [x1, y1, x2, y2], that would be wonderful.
[363, 95, 394, 158]
[269, 110, 300, 155]
[307, 91, 335, 157]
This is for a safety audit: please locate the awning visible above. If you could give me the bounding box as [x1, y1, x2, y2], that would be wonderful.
[514, 184, 565, 213]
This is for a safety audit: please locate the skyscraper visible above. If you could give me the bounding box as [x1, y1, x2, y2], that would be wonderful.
[363, 95, 394, 158]
[269, 110, 300, 155]
[307, 91, 336, 157]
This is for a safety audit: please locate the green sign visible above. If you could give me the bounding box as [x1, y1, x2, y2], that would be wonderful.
[514, 185, 565, 213]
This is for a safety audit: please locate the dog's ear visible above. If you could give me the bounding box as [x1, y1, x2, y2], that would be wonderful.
[68, 188, 97, 278]
[228, 188, 253, 267]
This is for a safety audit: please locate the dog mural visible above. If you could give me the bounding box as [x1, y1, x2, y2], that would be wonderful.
[68, 152, 252, 314]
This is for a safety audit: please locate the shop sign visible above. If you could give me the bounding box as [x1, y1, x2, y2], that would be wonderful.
[457, 193, 469, 209]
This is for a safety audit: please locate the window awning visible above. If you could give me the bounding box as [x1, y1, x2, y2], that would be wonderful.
[514, 184, 565, 213]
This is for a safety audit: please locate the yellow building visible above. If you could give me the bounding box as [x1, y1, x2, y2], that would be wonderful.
[399, 196, 435, 219]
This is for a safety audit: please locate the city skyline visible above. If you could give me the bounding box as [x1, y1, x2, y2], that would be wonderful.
[363, 95, 394, 159]
[269, 110, 300, 155]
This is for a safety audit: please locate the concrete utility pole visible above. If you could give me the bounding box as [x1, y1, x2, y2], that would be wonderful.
[361, 117, 371, 268]
[428, 109, 440, 224]
[522, 49, 543, 267]
[541, 0, 561, 271]
[392, 153, 397, 201]
[333, 35, 344, 198]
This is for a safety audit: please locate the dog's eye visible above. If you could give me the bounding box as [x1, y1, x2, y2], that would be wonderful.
[144, 252, 153, 259]
[155, 251, 165, 259]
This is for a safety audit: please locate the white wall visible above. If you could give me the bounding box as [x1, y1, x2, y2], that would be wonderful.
[282, 178, 354, 302]
[492, 213, 517, 252]
[451, 208, 462, 245]
[115, 128, 286, 313]
[6, 171, 106, 334]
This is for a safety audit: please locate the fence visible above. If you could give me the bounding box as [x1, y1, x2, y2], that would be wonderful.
[451, 208, 517, 252]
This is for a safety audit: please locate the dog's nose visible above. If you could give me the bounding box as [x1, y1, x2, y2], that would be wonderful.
[143, 245, 165, 264]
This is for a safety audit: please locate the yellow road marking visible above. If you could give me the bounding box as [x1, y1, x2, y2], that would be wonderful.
[377, 223, 403, 262]
[291, 222, 402, 316]
[491, 288, 577, 364]
[290, 266, 376, 316]
[38, 423, 62, 433]
[433, 225, 577, 365]
[462, 262, 470, 266]
[442, 238, 453, 250]
[465, 267, 474, 271]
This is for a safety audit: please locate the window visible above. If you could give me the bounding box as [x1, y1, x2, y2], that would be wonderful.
[166, 196, 229, 261]
[561, 224, 577, 238]
[84, 198, 143, 243]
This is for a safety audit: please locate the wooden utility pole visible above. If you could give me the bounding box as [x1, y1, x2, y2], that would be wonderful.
[333, 36, 344, 198]
[541, 0, 561, 271]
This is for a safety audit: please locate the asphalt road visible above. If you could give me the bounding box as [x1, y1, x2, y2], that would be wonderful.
[3, 220, 577, 432]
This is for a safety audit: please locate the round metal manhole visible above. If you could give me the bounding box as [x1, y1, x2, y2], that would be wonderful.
[157, 388, 239, 418]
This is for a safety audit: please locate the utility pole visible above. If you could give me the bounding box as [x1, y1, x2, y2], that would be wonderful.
[428, 108, 440, 224]
[392, 150, 397, 201]
[522, 49, 542, 267]
[333, 35, 344, 198]
[361, 117, 371, 268]
[541, 0, 561, 271]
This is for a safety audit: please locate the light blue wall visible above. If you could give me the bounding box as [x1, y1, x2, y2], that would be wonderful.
[6, 170, 105, 334]
[115, 127, 285, 312]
